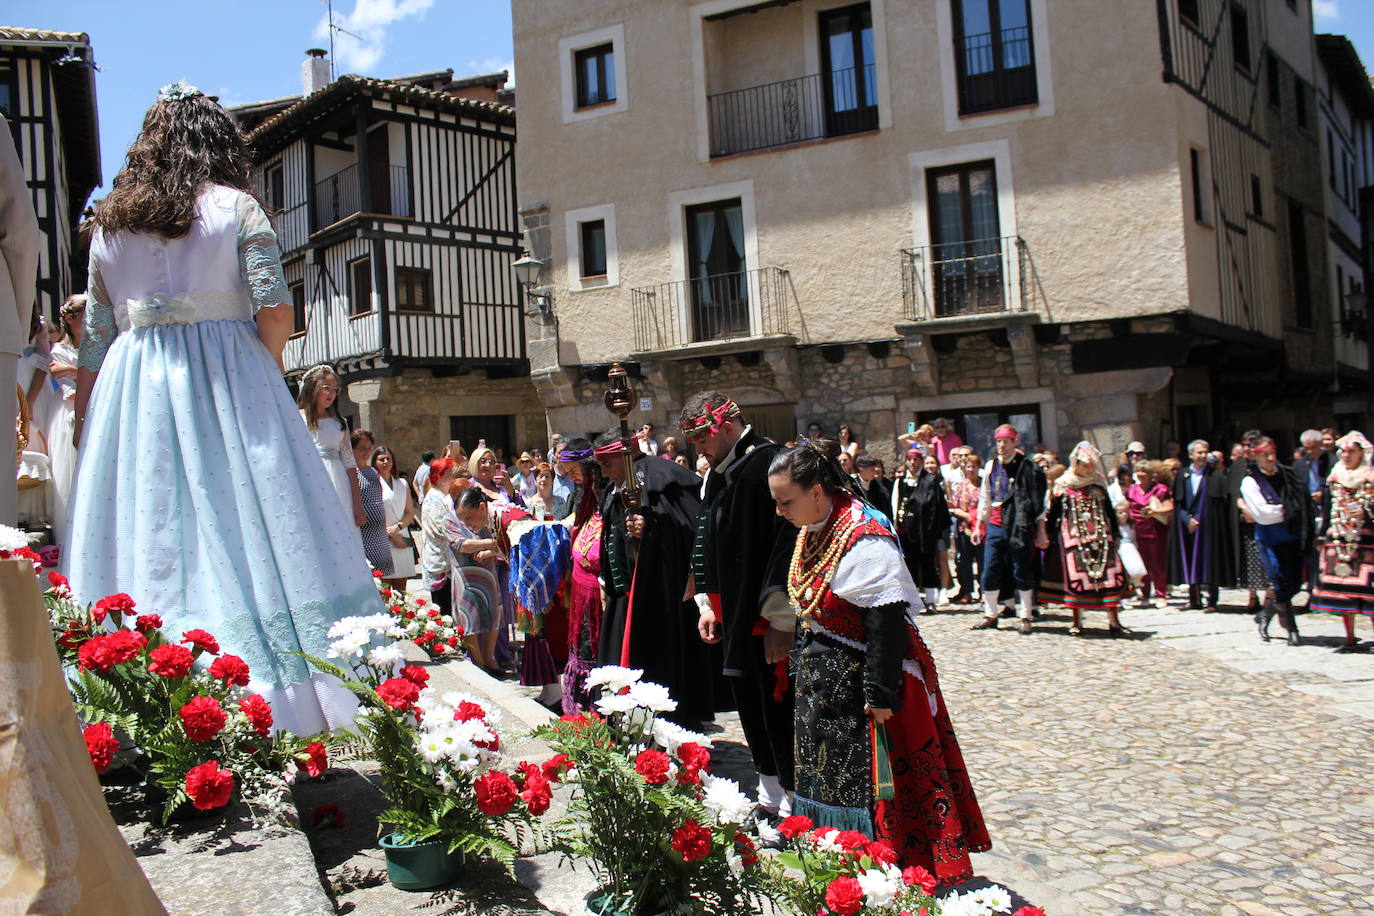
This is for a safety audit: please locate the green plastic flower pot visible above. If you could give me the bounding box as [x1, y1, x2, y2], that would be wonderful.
[378, 833, 464, 891]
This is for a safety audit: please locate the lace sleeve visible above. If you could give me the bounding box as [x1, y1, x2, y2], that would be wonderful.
[77, 250, 117, 371]
[236, 193, 289, 315]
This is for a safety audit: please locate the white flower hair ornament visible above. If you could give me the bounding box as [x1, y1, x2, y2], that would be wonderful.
[157, 79, 202, 103]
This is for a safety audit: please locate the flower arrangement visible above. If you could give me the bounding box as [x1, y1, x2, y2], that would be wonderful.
[531, 666, 771, 916]
[39, 570, 310, 823]
[767, 816, 1038, 916]
[303, 616, 543, 872]
[373, 570, 465, 659]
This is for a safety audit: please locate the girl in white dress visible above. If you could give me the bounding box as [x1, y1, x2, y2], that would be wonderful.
[371, 445, 417, 589]
[296, 365, 365, 529]
[45, 295, 84, 546]
[68, 82, 378, 736]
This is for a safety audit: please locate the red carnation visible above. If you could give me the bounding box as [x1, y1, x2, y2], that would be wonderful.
[733, 832, 759, 867]
[83, 722, 120, 774]
[239, 694, 274, 736]
[541, 753, 572, 782]
[312, 803, 347, 829]
[147, 643, 195, 679]
[824, 876, 865, 916]
[678, 742, 711, 771]
[298, 741, 328, 778]
[179, 696, 228, 742]
[558, 712, 591, 727]
[635, 748, 671, 785]
[376, 677, 421, 711]
[93, 592, 136, 622]
[865, 840, 899, 865]
[209, 654, 251, 686]
[372, 568, 384, 578]
[134, 613, 163, 634]
[77, 630, 147, 673]
[58, 623, 90, 651]
[517, 765, 553, 815]
[778, 815, 814, 839]
[454, 700, 486, 722]
[810, 826, 839, 846]
[901, 865, 939, 895]
[1011, 909, 1047, 916]
[670, 819, 713, 863]
[473, 771, 519, 816]
[834, 829, 870, 853]
[184, 760, 235, 810]
[415, 597, 427, 606]
[181, 629, 220, 655]
[399, 664, 429, 686]
[46, 571, 69, 590]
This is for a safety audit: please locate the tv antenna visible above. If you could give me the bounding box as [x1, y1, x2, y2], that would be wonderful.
[324, 0, 366, 79]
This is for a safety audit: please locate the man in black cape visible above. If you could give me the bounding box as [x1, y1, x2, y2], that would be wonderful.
[1168, 439, 1235, 612]
[971, 424, 1048, 634]
[682, 391, 796, 817]
[593, 429, 715, 723]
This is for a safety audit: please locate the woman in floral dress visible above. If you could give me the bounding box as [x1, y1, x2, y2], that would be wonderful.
[768, 441, 989, 884]
[1310, 431, 1374, 652]
[1038, 442, 1130, 636]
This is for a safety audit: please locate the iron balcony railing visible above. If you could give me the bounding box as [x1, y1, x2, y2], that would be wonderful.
[707, 63, 877, 157]
[957, 27, 1037, 114]
[631, 266, 791, 352]
[312, 164, 412, 229]
[901, 236, 1036, 321]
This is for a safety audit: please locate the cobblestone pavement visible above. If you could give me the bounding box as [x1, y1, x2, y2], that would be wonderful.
[707, 589, 1374, 916]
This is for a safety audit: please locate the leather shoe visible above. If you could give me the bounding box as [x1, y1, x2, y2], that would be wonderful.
[970, 617, 999, 631]
[1018, 619, 1033, 635]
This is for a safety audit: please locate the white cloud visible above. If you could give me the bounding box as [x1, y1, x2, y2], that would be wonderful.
[1314, 0, 1340, 21]
[314, 0, 436, 74]
[466, 55, 515, 86]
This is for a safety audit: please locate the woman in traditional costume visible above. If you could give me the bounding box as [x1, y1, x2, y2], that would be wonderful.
[895, 453, 951, 612]
[768, 441, 989, 884]
[559, 439, 606, 711]
[1310, 431, 1374, 652]
[1038, 441, 1131, 637]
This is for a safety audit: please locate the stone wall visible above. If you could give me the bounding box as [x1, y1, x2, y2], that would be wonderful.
[351, 370, 545, 472]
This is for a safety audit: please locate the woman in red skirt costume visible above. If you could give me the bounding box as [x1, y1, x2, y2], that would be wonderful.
[1039, 441, 1132, 637]
[767, 441, 990, 885]
[1310, 431, 1374, 653]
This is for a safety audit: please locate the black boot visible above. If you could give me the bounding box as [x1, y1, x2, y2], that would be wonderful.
[1277, 601, 1301, 646]
[1255, 602, 1277, 642]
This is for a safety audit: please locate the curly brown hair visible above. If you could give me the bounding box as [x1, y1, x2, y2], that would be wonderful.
[91, 93, 261, 239]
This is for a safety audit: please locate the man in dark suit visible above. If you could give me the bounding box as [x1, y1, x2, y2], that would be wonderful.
[683, 390, 796, 818]
[1169, 439, 1234, 611]
[1292, 428, 1334, 591]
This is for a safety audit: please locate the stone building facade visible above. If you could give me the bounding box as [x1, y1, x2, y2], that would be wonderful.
[513, 0, 1369, 461]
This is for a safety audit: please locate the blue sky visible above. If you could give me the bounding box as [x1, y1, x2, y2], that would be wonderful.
[4, 0, 515, 195]
[3, 0, 1371, 197]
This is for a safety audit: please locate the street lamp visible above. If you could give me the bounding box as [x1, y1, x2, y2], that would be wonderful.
[512, 251, 551, 316]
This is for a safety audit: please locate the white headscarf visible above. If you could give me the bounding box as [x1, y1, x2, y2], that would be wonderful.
[1329, 430, 1373, 489]
[1053, 440, 1110, 495]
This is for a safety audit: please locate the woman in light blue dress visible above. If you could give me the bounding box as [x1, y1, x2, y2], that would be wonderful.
[66, 82, 379, 736]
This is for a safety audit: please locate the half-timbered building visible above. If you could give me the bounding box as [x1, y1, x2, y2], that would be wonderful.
[0, 26, 101, 322]
[231, 58, 540, 466]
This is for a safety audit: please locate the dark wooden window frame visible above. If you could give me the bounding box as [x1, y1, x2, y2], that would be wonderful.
[579, 219, 608, 278]
[1288, 200, 1313, 330]
[1179, 0, 1200, 26]
[1230, 3, 1251, 75]
[1190, 147, 1209, 225]
[574, 43, 616, 109]
[951, 0, 1039, 116]
[267, 163, 285, 212]
[926, 159, 1006, 316]
[395, 266, 434, 313]
[819, 2, 879, 137]
[349, 255, 374, 317]
[1250, 174, 1263, 218]
[288, 280, 306, 336]
[1265, 50, 1281, 109]
[1294, 76, 1309, 129]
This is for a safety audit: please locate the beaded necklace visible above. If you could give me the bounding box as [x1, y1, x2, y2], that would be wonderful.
[1327, 478, 1374, 576]
[1065, 487, 1112, 581]
[787, 502, 860, 619]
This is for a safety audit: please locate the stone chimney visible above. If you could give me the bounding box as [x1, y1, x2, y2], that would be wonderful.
[302, 48, 331, 95]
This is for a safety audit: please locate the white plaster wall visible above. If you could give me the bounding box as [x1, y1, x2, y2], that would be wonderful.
[514, 0, 1194, 365]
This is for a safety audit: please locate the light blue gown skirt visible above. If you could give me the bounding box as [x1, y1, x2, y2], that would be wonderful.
[65, 319, 379, 735]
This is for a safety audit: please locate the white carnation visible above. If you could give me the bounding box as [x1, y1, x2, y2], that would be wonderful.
[754, 817, 780, 847]
[968, 885, 1013, 914]
[857, 868, 899, 907]
[701, 774, 754, 826]
[585, 665, 643, 693]
[367, 643, 406, 667]
[651, 719, 711, 754]
[625, 681, 677, 713]
[594, 692, 639, 716]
